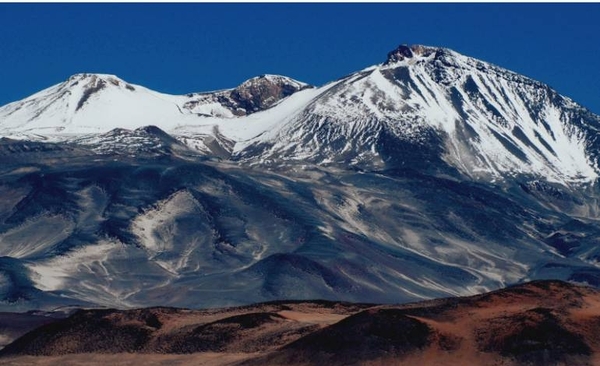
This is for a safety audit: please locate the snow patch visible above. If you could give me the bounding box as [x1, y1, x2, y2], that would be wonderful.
[26, 240, 120, 292]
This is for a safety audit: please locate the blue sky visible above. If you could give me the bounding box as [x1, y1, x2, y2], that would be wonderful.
[1, 3, 600, 113]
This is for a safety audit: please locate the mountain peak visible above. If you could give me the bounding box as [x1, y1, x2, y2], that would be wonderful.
[218, 74, 312, 116]
[384, 44, 438, 64]
[65, 73, 136, 94]
[238, 74, 310, 89]
[385, 44, 414, 63]
[67, 73, 120, 81]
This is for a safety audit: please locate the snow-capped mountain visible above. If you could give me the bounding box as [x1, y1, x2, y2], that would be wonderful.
[2, 46, 599, 185]
[0, 73, 185, 135]
[0, 73, 310, 137]
[1, 44, 600, 311]
[236, 45, 600, 185]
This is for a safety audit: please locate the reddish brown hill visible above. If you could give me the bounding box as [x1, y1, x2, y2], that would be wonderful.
[2, 281, 600, 366]
[0, 300, 370, 357]
[249, 281, 600, 366]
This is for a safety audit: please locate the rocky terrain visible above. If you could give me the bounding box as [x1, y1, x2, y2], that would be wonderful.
[0, 280, 598, 366]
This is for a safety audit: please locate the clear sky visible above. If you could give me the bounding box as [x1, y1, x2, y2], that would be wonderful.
[1, 3, 600, 113]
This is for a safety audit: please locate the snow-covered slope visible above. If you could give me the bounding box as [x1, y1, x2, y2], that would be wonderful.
[0, 73, 310, 138]
[69, 125, 196, 158]
[237, 45, 600, 184]
[0, 73, 188, 135]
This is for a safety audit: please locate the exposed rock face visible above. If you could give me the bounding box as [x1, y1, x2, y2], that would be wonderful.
[385, 44, 415, 63]
[183, 74, 312, 116]
[384, 44, 442, 64]
[228, 75, 311, 115]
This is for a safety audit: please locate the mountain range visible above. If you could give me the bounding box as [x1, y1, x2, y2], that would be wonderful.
[0, 44, 599, 312]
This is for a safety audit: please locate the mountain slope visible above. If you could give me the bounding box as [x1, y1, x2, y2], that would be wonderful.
[0, 147, 599, 311]
[236, 45, 600, 184]
[0, 44, 600, 311]
[0, 73, 186, 135]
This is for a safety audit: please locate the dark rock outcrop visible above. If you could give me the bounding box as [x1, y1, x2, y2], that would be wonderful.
[183, 74, 312, 116]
